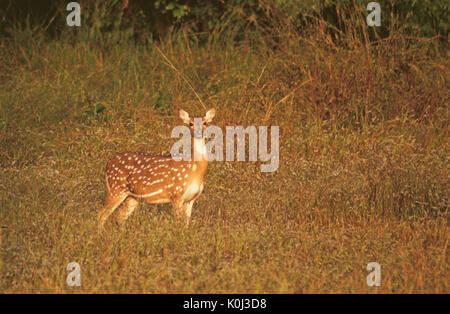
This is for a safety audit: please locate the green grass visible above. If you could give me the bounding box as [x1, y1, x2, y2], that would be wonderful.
[0, 17, 448, 293]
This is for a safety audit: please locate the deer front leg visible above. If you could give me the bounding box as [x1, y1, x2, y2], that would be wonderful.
[184, 200, 195, 226]
[172, 199, 192, 225]
[172, 199, 184, 223]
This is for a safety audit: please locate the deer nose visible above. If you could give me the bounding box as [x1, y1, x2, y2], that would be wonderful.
[193, 118, 203, 138]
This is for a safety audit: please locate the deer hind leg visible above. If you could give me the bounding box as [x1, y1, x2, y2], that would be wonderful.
[98, 194, 127, 228]
[117, 197, 139, 225]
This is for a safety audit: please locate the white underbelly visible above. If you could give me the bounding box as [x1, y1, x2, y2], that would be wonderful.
[131, 189, 171, 204]
[146, 198, 171, 204]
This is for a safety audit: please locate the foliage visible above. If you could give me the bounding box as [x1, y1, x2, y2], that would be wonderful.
[0, 0, 448, 41]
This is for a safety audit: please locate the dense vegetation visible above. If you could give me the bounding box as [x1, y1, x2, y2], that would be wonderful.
[0, 1, 448, 293]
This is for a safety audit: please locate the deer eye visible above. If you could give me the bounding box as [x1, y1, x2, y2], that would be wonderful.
[203, 121, 207, 126]
[189, 122, 194, 127]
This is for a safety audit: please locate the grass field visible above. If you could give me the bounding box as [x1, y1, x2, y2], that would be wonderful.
[0, 10, 448, 293]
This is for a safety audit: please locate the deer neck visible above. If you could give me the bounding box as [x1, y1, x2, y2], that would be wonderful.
[192, 137, 208, 168]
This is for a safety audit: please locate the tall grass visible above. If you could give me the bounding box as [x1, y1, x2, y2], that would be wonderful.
[0, 2, 448, 293]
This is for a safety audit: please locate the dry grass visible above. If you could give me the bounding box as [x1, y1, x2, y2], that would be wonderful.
[0, 15, 448, 293]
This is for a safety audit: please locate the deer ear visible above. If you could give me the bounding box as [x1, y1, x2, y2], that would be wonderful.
[204, 108, 216, 123]
[179, 110, 190, 124]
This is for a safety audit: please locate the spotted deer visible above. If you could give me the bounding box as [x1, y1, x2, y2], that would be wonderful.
[98, 109, 216, 228]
